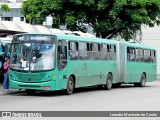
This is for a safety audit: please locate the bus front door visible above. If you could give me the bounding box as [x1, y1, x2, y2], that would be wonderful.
[57, 40, 68, 90]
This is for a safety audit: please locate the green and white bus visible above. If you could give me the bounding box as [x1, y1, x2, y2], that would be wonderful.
[9, 33, 157, 94]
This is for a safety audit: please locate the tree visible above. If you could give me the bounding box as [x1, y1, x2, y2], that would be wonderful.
[21, 0, 160, 40]
[0, 4, 10, 14]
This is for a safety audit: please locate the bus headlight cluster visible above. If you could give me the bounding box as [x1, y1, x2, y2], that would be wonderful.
[44, 75, 54, 81]
[10, 75, 16, 80]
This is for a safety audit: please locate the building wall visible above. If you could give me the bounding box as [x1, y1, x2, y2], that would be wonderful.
[13, 17, 25, 22]
[0, 2, 52, 26]
[0, 8, 23, 17]
[0, 3, 26, 24]
[0, 3, 22, 8]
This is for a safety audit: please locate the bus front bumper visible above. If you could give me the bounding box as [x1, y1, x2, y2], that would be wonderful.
[9, 79, 56, 91]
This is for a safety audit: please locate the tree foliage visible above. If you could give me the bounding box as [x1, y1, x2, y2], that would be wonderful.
[0, 4, 10, 13]
[22, 0, 160, 40]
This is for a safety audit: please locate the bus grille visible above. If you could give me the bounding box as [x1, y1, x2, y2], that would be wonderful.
[18, 85, 41, 88]
[13, 72, 46, 83]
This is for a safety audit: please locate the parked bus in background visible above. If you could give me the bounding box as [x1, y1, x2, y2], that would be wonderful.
[0, 37, 12, 74]
[9, 33, 157, 95]
[0, 41, 4, 70]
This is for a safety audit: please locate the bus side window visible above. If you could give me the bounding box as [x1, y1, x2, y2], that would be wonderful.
[144, 49, 151, 63]
[151, 50, 156, 63]
[101, 44, 109, 60]
[107, 45, 110, 60]
[58, 40, 67, 70]
[79, 42, 89, 60]
[68, 41, 78, 60]
[127, 47, 135, 61]
[86, 43, 90, 59]
[136, 48, 143, 62]
[92, 43, 100, 60]
[110, 45, 116, 61]
[127, 47, 130, 61]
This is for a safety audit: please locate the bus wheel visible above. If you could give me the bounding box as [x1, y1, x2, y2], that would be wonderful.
[134, 73, 146, 87]
[139, 73, 146, 87]
[105, 73, 113, 90]
[25, 89, 36, 94]
[66, 76, 74, 95]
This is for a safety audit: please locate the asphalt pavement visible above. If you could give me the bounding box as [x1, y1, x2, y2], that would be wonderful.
[1, 80, 160, 120]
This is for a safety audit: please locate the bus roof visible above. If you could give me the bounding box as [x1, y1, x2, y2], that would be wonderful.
[56, 34, 119, 44]
[125, 42, 156, 50]
[14, 33, 119, 44]
[14, 33, 156, 50]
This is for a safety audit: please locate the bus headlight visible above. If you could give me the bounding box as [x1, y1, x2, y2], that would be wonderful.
[10, 74, 16, 80]
[44, 76, 50, 81]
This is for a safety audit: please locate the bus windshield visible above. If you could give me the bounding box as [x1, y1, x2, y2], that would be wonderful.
[10, 42, 55, 71]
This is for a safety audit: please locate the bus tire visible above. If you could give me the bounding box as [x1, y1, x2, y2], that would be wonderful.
[134, 73, 146, 87]
[139, 73, 146, 87]
[66, 76, 74, 95]
[105, 73, 113, 90]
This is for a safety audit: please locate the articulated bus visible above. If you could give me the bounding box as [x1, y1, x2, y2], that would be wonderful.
[9, 33, 157, 95]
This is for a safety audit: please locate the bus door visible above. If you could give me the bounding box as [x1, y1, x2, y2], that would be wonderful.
[57, 40, 68, 89]
[151, 50, 157, 80]
[78, 42, 90, 87]
[67, 41, 85, 87]
[132, 48, 145, 82]
[126, 47, 136, 82]
[89, 43, 101, 86]
[109, 44, 117, 83]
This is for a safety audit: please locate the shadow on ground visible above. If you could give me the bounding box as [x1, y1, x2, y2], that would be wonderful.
[3, 83, 154, 97]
